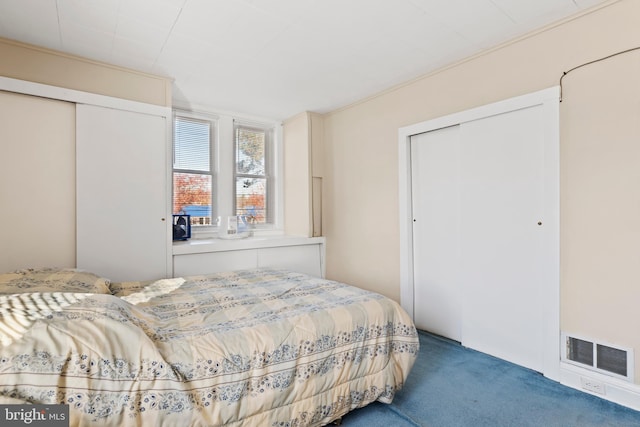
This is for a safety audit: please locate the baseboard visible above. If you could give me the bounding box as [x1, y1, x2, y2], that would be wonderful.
[560, 362, 640, 411]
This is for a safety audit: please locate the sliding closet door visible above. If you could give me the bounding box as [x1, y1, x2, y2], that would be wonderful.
[0, 91, 75, 271]
[77, 104, 168, 282]
[458, 106, 546, 372]
[410, 125, 462, 340]
[410, 99, 556, 375]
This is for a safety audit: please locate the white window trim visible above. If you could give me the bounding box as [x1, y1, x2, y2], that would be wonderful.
[173, 109, 217, 225]
[173, 104, 283, 239]
[233, 119, 275, 225]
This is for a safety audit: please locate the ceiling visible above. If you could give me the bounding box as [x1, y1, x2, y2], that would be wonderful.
[0, 0, 607, 120]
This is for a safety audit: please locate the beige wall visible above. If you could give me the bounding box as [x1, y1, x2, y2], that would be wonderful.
[283, 112, 313, 236]
[309, 112, 325, 237]
[0, 38, 171, 107]
[322, 0, 640, 382]
[283, 111, 325, 237]
[0, 91, 76, 271]
[560, 45, 640, 353]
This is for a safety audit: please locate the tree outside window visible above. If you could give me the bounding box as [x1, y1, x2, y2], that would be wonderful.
[235, 124, 271, 225]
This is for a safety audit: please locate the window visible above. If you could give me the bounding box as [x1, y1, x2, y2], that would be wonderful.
[173, 110, 280, 237]
[235, 122, 273, 225]
[173, 114, 214, 225]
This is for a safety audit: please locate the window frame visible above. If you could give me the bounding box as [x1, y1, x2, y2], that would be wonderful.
[172, 111, 216, 226]
[234, 120, 274, 225]
[172, 107, 283, 239]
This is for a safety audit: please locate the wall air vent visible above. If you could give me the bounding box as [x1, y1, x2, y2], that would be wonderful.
[597, 344, 628, 377]
[562, 333, 634, 381]
[568, 337, 593, 366]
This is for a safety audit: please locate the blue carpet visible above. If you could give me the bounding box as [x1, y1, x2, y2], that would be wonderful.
[341, 331, 640, 426]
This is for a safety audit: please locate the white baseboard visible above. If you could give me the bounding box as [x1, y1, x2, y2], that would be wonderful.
[560, 362, 640, 411]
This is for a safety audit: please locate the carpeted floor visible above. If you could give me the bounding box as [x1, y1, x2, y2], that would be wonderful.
[340, 331, 640, 426]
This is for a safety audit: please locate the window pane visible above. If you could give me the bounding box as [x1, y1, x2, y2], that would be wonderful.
[236, 177, 266, 224]
[175, 117, 210, 172]
[236, 127, 265, 175]
[174, 172, 212, 225]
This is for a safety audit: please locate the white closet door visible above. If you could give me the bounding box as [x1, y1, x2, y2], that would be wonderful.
[77, 104, 168, 282]
[458, 106, 546, 372]
[410, 105, 551, 374]
[0, 92, 76, 272]
[410, 125, 462, 340]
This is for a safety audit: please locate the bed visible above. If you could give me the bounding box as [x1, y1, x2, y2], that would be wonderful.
[0, 267, 419, 426]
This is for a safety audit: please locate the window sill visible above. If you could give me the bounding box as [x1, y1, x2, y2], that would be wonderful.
[172, 235, 325, 255]
[186, 226, 283, 240]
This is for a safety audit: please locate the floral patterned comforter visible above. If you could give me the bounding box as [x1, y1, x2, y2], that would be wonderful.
[0, 268, 419, 426]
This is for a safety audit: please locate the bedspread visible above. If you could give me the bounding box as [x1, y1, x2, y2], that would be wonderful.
[0, 268, 419, 426]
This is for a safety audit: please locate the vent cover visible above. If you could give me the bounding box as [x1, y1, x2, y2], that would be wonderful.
[597, 344, 628, 377]
[562, 333, 633, 381]
[568, 337, 593, 366]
